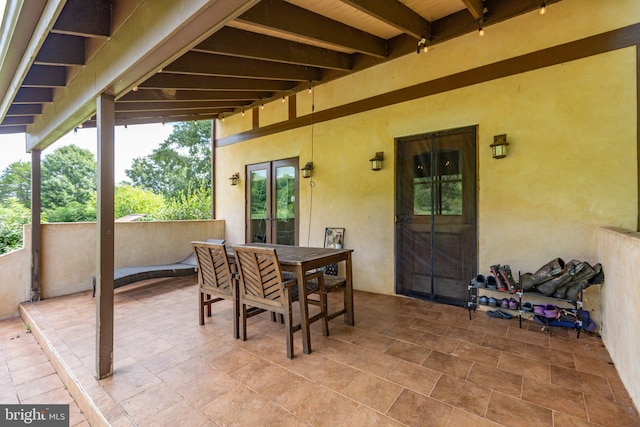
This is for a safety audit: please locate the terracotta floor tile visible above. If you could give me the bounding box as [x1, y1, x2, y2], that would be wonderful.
[573, 353, 619, 380]
[454, 341, 501, 367]
[350, 331, 396, 352]
[553, 411, 602, 427]
[481, 334, 527, 357]
[584, 392, 640, 427]
[385, 360, 441, 396]
[506, 326, 550, 347]
[202, 384, 270, 425]
[382, 325, 424, 343]
[10, 360, 56, 385]
[415, 331, 459, 353]
[284, 353, 361, 392]
[467, 363, 523, 398]
[342, 372, 403, 413]
[384, 340, 430, 365]
[342, 405, 405, 427]
[98, 362, 162, 402]
[410, 308, 443, 322]
[550, 364, 613, 400]
[386, 389, 453, 427]
[422, 350, 473, 380]
[250, 366, 320, 411]
[486, 391, 552, 427]
[445, 325, 485, 345]
[345, 346, 399, 377]
[524, 343, 576, 369]
[522, 376, 588, 419]
[120, 382, 184, 420]
[411, 319, 450, 335]
[290, 386, 359, 426]
[497, 352, 551, 382]
[430, 374, 491, 417]
[448, 407, 505, 426]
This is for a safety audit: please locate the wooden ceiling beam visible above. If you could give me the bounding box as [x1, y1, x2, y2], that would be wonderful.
[163, 52, 322, 81]
[13, 88, 53, 104]
[195, 27, 352, 71]
[51, 0, 110, 37]
[23, 65, 67, 87]
[140, 73, 292, 92]
[1, 116, 34, 126]
[461, 0, 484, 21]
[35, 34, 85, 65]
[341, 0, 430, 40]
[237, 0, 387, 58]
[114, 108, 229, 120]
[116, 100, 241, 112]
[6, 105, 42, 116]
[0, 125, 27, 134]
[119, 89, 265, 102]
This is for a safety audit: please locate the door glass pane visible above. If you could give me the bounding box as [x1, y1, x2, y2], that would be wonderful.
[413, 150, 463, 216]
[275, 165, 296, 245]
[250, 169, 267, 243]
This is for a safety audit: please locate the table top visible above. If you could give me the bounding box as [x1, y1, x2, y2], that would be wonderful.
[231, 243, 352, 269]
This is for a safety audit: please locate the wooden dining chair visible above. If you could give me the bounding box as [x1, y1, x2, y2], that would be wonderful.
[192, 241, 239, 339]
[233, 246, 327, 359]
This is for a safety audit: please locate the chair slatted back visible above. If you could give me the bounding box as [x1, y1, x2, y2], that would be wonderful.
[192, 242, 233, 295]
[234, 246, 286, 309]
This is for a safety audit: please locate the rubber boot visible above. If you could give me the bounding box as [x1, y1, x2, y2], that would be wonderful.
[520, 258, 565, 291]
[553, 262, 595, 299]
[499, 265, 518, 292]
[536, 260, 581, 296]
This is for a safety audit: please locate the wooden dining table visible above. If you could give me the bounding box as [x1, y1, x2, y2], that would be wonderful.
[232, 243, 354, 354]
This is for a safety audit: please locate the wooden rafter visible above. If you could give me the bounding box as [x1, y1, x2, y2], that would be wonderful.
[461, 0, 484, 21]
[341, 0, 430, 40]
[118, 89, 266, 103]
[140, 74, 292, 92]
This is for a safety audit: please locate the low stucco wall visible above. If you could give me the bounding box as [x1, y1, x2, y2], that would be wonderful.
[598, 227, 640, 409]
[0, 247, 30, 319]
[0, 220, 225, 318]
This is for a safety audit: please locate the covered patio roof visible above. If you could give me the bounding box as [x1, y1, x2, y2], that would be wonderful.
[0, 0, 559, 152]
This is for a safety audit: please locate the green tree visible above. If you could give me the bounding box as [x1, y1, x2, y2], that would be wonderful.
[0, 160, 31, 208]
[0, 198, 30, 254]
[114, 184, 164, 219]
[126, 121, 212, 199]
[150, 184, 211, 221]
[41, 145, 96, 210]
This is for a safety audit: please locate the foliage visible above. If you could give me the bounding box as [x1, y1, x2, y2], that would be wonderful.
[149, 185, 211, 221]
[114, 184, 164, 219]
[41, 145, 97, 210]
[44, 201, 97, 223]
[0, 198, 30, 254]
[126, 121, 212, 199]
[0, 160, 31, 208]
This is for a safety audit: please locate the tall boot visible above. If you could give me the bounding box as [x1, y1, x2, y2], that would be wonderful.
[499, 265, 518, 291]
[536, 260, 581, 296]
[553, 262, 595, 299]
[520, 258, 565, 291]
[567, 263, 603, 301]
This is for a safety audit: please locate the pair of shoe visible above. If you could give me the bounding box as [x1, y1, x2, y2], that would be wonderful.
[479, 296, 489, 305]
[486, 276, 499, 290]
[490, 264, 518, 292]
[487, 310, 513, 319]
[470, 274, 486, 288]
[499, 298, 518, 310]
[533, 304, 561, 319]
[521, 302, 534, 312]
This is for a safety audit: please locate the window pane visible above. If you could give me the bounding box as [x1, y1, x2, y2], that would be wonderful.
[275, 166, 296, 245]
[250, 169, 267, 243]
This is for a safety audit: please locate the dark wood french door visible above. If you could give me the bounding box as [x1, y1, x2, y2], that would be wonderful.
[246, 158, 299, 245]
[395, 126, 477, 305]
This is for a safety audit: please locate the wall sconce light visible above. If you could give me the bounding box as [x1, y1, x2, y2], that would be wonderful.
[301, 162, 313, 178]
[490, 134, 509, 159]
[229, 173, 240, 186]
[369, 152, 384, 171]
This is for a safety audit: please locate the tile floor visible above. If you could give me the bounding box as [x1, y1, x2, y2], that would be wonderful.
[3, 276, 640, 426]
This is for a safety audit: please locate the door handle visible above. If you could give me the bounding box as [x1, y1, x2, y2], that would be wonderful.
[395, 215, 412, 224]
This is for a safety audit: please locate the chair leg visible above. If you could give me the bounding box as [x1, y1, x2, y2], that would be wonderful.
[240, 303, 248, 341]
[285, 306, 294, 359]
[199, 292, 205, 325]
[207, 293, 212, 317]
[320, 291, 329, 337]
[232, 292, 239, 339]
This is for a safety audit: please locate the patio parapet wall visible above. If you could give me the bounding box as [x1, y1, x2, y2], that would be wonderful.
[598, 227, 640, 410]
[0, 220, 225, 319]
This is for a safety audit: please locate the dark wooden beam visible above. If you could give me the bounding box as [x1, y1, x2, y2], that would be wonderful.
[31, 150, 41, 302]
[1, 116, 34, 126]
[341, 0, 430, 39]
[238, 0, 388, 58]
[119, 89, 265, 102]
[35, 34, 85, 65]
[53, 0, 110, 37]
[140, 73, 291, 92]
[461, 0, 484, 21]
[0, 125, 26, 134]
[115, 108, 229, 120]
[195, 27, 352, 71]
[116, 101, 240, 112]
[164, 52, 322, 81]
[23, 65, 67, 87]
[82, 113, 224, 128]
[14, 88, 53, 103]
[6, 105, 42, 116]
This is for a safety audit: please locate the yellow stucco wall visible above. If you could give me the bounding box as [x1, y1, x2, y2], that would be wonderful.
[216, 0, 638, 296]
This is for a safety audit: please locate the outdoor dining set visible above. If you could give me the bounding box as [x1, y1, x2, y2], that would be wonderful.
[192, 241, 354, 359]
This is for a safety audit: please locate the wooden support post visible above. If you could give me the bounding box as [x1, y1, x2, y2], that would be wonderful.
[95, 93, 115, 379]
[30, 149, 41, 302]
[211, 119, 216, 219]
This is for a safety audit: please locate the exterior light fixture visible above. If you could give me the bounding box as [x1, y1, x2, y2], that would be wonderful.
[539, 1, 547, 15]
[301, 162, 313, 178]
[229, 173, 240, 186]
[417, 37, 428, 54]
[477, 20, 485, 36]
[370, 152, 384, 171]
[491, 134, 509, 159]
[132, 85, 139, 92]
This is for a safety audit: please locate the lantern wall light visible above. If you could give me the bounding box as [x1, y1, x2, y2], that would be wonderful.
[229, 172, 240, 186]
[301, 162, 313, 179]
[370, 152, 384, 171]
[491, 134, 509, 159]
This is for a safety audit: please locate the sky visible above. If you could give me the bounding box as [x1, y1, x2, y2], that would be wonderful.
[0, 123, 174, 183]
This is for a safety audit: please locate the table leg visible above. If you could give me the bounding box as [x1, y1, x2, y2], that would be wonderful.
[345, 252, 354, 326]
[296, 265, 312, 354]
